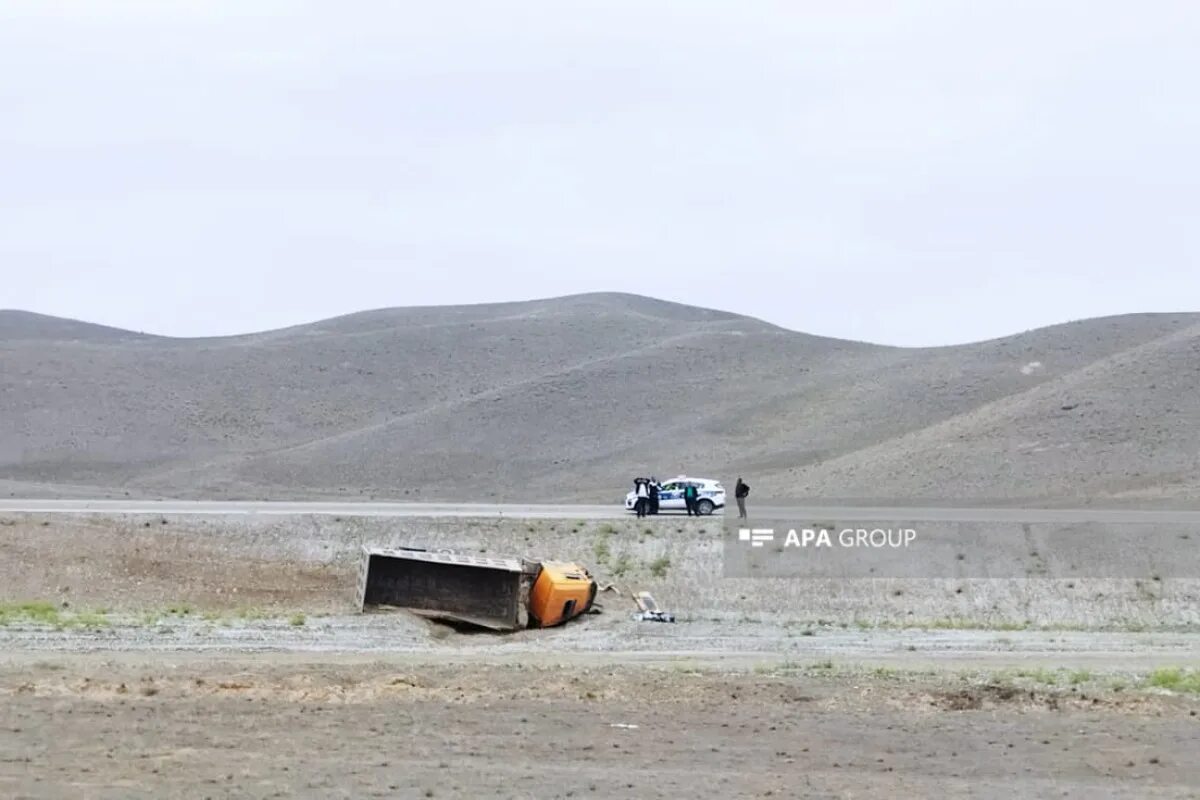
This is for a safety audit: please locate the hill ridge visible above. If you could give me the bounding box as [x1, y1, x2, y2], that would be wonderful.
[780, 319, 1200, 501]
[8, 295, 1195, 347]
[2, 296, 1197, 502]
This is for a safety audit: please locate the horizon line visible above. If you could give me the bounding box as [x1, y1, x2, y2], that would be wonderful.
[2, 291, 1197, 350]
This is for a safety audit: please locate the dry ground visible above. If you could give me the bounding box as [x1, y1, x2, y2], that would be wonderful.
[3, 513, 1198, 628]
[2, 655, 1198, 800]
[2, 512, 1198, 798]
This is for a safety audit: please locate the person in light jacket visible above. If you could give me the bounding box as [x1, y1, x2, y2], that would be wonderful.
[634, 477, 649, 518]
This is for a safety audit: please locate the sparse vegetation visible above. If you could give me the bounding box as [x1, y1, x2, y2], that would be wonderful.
[610, 553, 634, 578]
[1144, 667, 1200, 694]
[592, 534, 611, 566]
[923, 618, 1030, 632]
[289, 613, 307, 627]
[71, 611, 110, 628]
[647, 555, 671, 578]
[0, 601, 61, 626]
[1014, 668, 1059, 686]
[0, 601, 109, 629]
[236, 606, 271, 620]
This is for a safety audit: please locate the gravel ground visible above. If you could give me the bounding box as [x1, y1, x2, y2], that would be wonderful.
[4, 513, 1199, 629]
[1, 614, 1200, 674]
[3, 511, 1199, 798]
[2, 653, 1198, 799]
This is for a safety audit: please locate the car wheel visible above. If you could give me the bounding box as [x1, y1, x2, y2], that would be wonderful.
[696, 499, 715, 516]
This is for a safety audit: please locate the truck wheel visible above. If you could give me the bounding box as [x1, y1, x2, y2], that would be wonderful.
[696, 499, 715, 516]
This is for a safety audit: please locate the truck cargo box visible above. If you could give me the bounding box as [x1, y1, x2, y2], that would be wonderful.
[357, 547, 536, 631]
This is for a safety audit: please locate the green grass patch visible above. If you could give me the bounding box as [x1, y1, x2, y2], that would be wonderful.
[235, 606, 271, 621]
[289, 613, 307, 627]
[592, 532, 612, 566]
[0, 601, 62, 626]
[0, 601, 108, 629]
[1144, 668, 1200, 694]
[70, 611, 110, 629]
[610, 553, 634, 578]
[1014, 668, 1059, 686]
[923, 618, 1029, 632]
[647, 556, 671, 578]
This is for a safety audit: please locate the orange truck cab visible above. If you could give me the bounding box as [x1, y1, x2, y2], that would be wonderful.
[528, 561, 597, 627]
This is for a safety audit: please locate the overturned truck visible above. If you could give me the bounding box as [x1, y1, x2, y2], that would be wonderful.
[356, 547, 597, 631]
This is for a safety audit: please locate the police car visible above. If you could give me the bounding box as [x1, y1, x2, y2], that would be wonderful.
[624, 476, 726, 516]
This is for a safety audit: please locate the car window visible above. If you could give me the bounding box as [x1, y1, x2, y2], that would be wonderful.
[662, 483, 677, 491]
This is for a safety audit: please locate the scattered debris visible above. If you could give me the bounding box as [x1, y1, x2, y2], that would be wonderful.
[632, 591, 675, 623]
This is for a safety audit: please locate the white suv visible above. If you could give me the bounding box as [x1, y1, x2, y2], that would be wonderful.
[624, 476, 725, 516]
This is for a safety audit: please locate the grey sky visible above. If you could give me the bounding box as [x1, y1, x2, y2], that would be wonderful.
[2, 1, 1197, 346]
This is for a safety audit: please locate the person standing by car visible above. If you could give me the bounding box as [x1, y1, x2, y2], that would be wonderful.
[735, 477, 750, 519]
[634, 477, 649, 518]
[648, 477, 660, 516]
[683, 482, 698, 516]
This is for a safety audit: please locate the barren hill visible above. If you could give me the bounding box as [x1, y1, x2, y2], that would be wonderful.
[1, 294, 1197, 503]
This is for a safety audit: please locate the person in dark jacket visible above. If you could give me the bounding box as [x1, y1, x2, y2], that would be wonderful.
[735, 477, 750, 519]
[648, 478, 660, 516]
[683, 482, 699, 516]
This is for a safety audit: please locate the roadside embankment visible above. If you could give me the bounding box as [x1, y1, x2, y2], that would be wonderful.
[1, 512, 1197, 629]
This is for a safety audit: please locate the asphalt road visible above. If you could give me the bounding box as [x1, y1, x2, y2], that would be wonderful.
[3, 499, 1200, 523]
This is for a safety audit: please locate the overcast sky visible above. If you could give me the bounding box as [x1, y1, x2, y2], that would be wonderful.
[2, 2, 1198, 345]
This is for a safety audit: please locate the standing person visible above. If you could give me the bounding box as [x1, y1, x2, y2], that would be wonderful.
[634, 477, 649, 518]
[735, 477, 750, 519]
[683, 482, 698, 516]
[648, 477, 660, 516]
